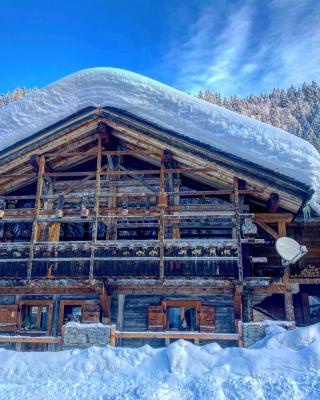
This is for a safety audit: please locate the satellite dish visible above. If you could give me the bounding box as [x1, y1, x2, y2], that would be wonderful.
[275, 237, 308, 264]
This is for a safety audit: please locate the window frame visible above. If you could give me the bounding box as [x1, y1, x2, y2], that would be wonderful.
[18, 300, 53, 335]
[161, 300, 201, 331]
[58, 300, 85, 335]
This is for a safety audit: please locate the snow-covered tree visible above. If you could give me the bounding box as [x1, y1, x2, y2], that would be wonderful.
[198, 81, 320, 152]
[0, 87, 37, 108]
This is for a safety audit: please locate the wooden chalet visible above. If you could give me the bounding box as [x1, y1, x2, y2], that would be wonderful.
[0, 70, 319, 350]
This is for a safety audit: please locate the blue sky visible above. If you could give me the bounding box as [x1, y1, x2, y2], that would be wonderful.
[1, 0, 319, 96]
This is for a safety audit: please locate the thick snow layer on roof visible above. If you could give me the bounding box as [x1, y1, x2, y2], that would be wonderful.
[0, 68, 319, 196]
[0, 323, 319, 399]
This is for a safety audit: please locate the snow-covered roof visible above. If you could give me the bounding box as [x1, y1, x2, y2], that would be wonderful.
[0, 67, 319, 201]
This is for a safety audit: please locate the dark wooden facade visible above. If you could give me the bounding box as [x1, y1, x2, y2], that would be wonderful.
[0, 107, 319, 349]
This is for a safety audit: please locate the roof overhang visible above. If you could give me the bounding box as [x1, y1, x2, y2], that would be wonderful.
[0, 106, 312, 212]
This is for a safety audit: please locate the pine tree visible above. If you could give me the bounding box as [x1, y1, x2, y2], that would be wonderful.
[198, 82, 320, 152]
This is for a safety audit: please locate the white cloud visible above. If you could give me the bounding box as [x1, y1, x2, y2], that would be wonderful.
[258, 0, 320, 90]
[163, 0, 320, 96]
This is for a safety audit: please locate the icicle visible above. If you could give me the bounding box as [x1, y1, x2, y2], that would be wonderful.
[303, 203, 312, 222]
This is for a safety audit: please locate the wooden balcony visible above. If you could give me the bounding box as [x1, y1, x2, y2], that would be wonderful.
[0, 239, 239, 279]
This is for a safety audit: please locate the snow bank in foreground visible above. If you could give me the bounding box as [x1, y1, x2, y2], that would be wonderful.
[0, 68, 320, 199]
[0, 324, 319, 400]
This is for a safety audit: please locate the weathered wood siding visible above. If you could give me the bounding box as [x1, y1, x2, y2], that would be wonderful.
[111, 293, 235, 348]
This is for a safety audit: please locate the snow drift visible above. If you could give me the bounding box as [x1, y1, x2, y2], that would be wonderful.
[0, 323, 319, 399]
[0, 68, 319, 201]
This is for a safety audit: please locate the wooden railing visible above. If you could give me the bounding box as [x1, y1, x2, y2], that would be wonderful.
[0, 239, 239, 279]
[0, 335, 62, 344]
[109, 320, 244, 347]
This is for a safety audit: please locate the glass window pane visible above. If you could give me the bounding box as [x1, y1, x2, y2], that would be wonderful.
[184, 308, 197, 331]
[168, 307, 180, 330]
[40, 306, 48, 331]
[309, 295, 320, 323]
[64, 305, 81, 324]
[21, 306, 39, 330]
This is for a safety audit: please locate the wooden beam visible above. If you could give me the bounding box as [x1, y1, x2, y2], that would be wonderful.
[284, 291, 295, 321]
[27, 155, 45, 278]
[0, 111, 305, 212]
[254, 213, 293, 223]
[99, 282, 111, 323]
[234, 285, 243, 320]
[267, 193, 280, 213]
[233, 177, 243, 282]
[111, 328, 240, 342]
[89, 136, 102, 281]
[0, 336, 61, 344]
[0, 286, 97, 294]
[255, 220, 279, 239]
[106, 116, 304, 212]
[278, 221, 287, 237]
[111, 284, 234, 295]
[301, 292, 310, 324]
[250, 285, 289, 294]
[119, 165, 157, 193]
[117, 294, 125, 330]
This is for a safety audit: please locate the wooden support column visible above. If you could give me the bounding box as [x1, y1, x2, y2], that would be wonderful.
[100, 283, 111, 324]
[172, 176, 181, 239]
[234, 177, 243, 283]
[163, 150, 179, 240]
[301, 292, 310, 325]
[105, 150, 120, 241]
[243, 288, 252, 322]
[27, 155, 45, 279]
[278, 221, 286, 237]
[284, 291, 295, 321]
[89, 136, 102, 281]
[278, 219, 290, 284]
[237, 320, 244, 347]
[159, 209, 165, 280]
[158, 151, 167, 281]
[234, 285, 243, 321]
[110, 324, 116, 346]
[234, 285, 244, 346]
[253, 213, 292, 241]
[117, 294, 125, 331]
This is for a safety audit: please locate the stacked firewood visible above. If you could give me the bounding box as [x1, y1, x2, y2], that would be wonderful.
[297, 264, 320, 277]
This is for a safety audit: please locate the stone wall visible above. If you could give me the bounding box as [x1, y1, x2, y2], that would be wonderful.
[62, 323, 110, 349]
[242, 321, 296, 348]
[242, 322, 267, 347]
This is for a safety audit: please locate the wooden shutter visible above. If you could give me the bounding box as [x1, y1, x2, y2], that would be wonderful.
[0, 304, 18, 331]
[148, 305, 165, 331]
[198, 306, 215, 332]
[82, 303, 101, 323]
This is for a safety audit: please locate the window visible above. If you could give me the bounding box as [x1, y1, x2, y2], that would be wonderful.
[163, 301, 200, 332]
[63, 305, 81, 324]
[19, 301, 53, 334]
[58, 300, 101, 334]
[148, 301, 215, 332]
[167, 306, 197, 331]
[309, 295, 320, 323]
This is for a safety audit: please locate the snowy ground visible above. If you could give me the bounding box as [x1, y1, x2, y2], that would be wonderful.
[0, 323, 319, 400]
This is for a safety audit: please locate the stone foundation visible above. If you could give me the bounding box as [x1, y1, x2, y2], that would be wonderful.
[242, 321, 295, 348]
[61, 320, 296, 349]
[62, 323, 110, 349]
